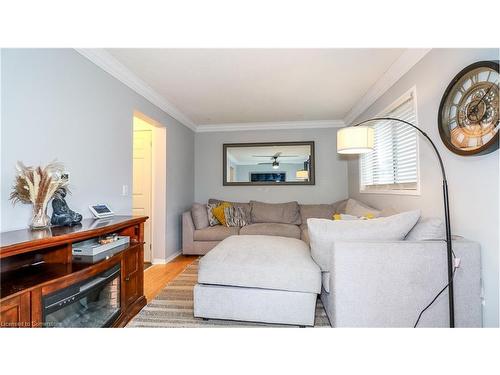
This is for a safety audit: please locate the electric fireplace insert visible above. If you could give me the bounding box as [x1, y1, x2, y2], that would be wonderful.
[42, 263, 121, 328]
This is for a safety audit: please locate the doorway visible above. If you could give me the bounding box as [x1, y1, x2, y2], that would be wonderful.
[132, 113, 167, 265]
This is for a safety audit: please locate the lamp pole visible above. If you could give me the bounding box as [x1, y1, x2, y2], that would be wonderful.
[350, 117, 455, 328]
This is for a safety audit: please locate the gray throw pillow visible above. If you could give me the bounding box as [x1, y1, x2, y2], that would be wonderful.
[191, 203, 210, 229]
[405, 217, 445, 241]
[224, 206, 248, 227]
[308, 210, 420, 271]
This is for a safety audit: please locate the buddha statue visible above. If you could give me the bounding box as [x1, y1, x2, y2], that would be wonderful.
[50, 188, 82, 227]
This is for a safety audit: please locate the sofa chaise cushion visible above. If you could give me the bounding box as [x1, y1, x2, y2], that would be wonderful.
[239, 223, 301, 239]
[250, 200, 301, 225]
[198, 235, 321, 294]
[193, 225, 239, 241]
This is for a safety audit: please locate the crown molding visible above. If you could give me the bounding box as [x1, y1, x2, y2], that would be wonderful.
[196, 119, 345, 132]
[343, 48, 431, 125]
[76, 48, 429, 132]
[75, 48, 197, 131]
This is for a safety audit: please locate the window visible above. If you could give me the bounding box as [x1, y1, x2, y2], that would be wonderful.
[360, 90, 419, 194]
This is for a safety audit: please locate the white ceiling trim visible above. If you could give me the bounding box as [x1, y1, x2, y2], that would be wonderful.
[343, 48, 431, 125]
[196, 119, 345, 133]
[75, 48, 197, 131]
[76, 48, 430, 133]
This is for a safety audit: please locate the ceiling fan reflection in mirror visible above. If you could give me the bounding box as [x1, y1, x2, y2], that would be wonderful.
[253, 152, 299, 169]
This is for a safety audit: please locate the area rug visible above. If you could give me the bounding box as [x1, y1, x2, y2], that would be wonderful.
[127, 259, 331, 328]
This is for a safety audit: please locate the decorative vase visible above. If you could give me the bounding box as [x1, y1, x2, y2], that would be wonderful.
[10, 161, 70, 231]
[30, 202, 50, 230]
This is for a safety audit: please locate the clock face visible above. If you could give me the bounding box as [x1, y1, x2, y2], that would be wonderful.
[439, 61, 499, 156]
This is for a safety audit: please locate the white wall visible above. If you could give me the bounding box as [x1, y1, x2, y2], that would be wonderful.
[195, 128, 348, 204]
[1, 49, 195, 260]
[347, 48, 499, 327]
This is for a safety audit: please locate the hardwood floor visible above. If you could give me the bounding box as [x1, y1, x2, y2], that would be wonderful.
[143, 254, 198, 302]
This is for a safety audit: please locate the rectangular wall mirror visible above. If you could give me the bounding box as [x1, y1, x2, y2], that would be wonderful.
[223, 141, 315, 186]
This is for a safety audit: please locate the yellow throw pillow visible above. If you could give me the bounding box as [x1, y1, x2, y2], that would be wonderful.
[332, 213, 375, 220]
[211, 202, 231, 226]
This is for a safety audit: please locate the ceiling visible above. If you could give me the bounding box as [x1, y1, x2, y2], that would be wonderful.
[106, 49, 407, 127]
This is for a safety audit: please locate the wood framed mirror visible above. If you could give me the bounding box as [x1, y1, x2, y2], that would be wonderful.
[223, 141, 315, 186]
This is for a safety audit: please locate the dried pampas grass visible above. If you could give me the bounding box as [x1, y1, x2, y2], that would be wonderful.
[10, 161, 69, 208]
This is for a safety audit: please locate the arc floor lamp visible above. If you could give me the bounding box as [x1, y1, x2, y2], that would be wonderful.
[337, 117, 455, 328]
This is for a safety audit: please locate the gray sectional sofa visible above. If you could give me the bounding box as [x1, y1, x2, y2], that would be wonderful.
[184, 198, 483, 327]
[182, 198, 347, 255]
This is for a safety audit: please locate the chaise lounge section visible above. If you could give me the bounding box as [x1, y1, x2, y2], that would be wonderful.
[194, 235, 322, 326]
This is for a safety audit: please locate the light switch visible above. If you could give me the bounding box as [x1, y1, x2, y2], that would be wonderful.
[122, 185, 129, 196]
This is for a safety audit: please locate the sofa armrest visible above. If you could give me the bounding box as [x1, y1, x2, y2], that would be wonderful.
[324, 240, 481, 327]
[182, 210, 195, 254]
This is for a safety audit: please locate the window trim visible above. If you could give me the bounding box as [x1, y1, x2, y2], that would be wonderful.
[359, 86, 421, 196]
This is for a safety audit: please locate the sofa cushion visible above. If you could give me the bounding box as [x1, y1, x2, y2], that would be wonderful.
[405, 217, 445, 241]
[209, 199, 251, 218]
[224, 205, 249, 227]
[345, 198, 381, 218]
[194, 225, 239, 241]
[206, 202, 221, 226]
[299, 204, 336, 223]
[250, 200, 301, 225]
[211, 202, 231, 226]
[191, 203, 210, 230]
[307, 210, 420, 271]
[198, 235, 321, 294]
[239, 223, 301, 239]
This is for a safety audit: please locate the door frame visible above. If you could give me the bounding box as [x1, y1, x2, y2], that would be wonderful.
[132, 127, 153, 262]
[133, 111, 167, 264]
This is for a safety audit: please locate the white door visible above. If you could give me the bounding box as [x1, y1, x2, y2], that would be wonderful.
[133, 130, 153, 262]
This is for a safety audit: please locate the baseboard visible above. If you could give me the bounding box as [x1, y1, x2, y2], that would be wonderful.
[152, 250, 182, 265]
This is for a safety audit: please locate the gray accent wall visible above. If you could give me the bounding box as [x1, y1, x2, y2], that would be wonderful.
[194, 128, 348, 204]
[1, 49, 195, 260]
[347, 48, 499, 327]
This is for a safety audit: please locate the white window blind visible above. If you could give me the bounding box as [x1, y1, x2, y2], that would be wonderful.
[360, 93, 418, 192]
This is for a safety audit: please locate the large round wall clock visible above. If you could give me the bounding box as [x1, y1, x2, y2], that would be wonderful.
[438, 60, 499, 156]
